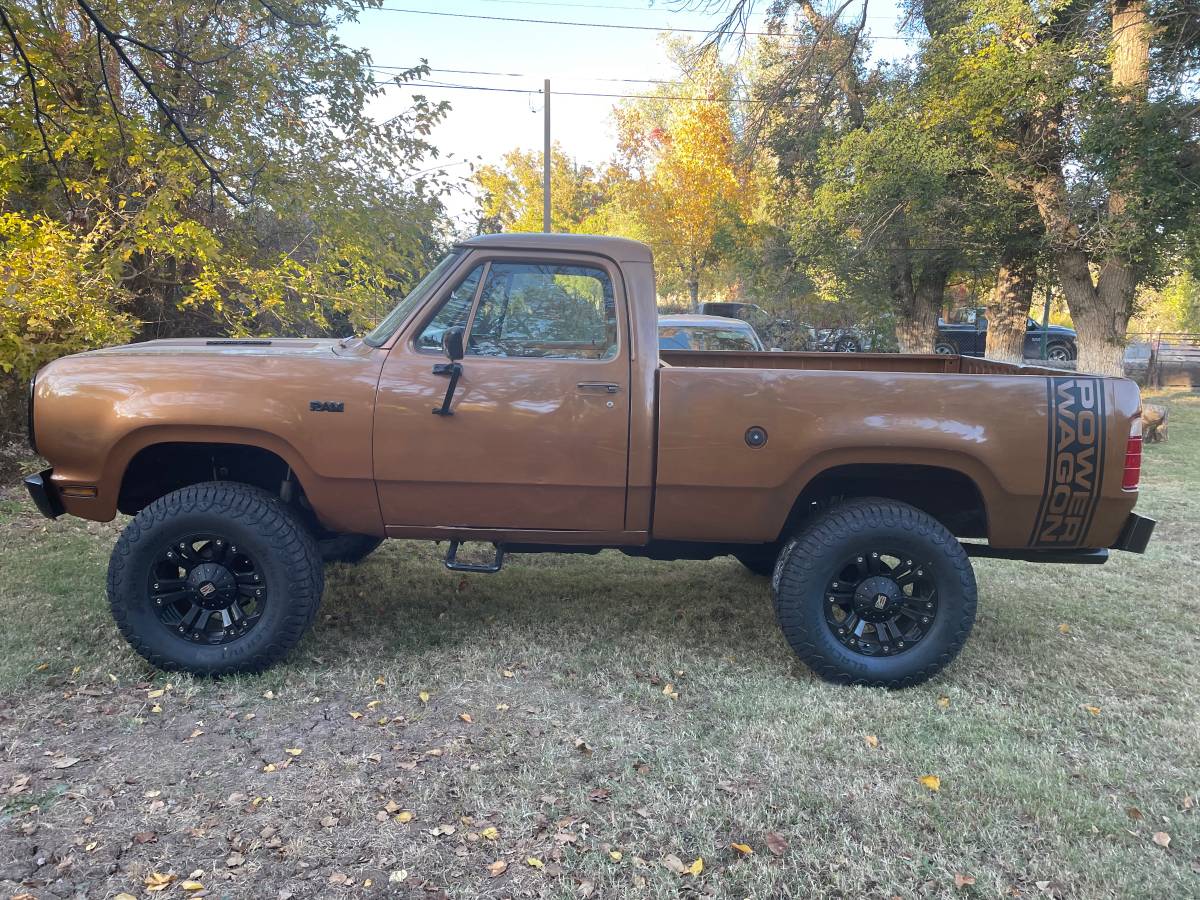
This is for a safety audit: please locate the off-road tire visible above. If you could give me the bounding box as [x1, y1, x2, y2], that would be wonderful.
[773, 498, 976, 688]
[733, 544, 780, 577]
[318, 533, 383, 565]
[107, 481, 324, 676]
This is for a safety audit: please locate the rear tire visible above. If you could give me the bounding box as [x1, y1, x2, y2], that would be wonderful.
[318, 533, 383, 564]
[772, 498, 976, 688]
[107, 481, 324, 676]
[934, 342, 956, 355]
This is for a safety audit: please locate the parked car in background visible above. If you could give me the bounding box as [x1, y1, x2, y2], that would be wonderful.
[658, 314, 767, 352]
[937, 307, 1077, 361]
[813, 326, 869, 353]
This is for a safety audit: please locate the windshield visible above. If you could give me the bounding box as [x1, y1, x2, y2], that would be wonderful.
[363, 250, 464, 347]
[659, 324, 763, 352]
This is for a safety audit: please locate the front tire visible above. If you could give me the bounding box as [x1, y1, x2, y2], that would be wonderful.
[107, 482, 324, 676]
[773, 498, 976, 688]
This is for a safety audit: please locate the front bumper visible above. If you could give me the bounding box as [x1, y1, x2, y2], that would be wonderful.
[1110, 512, 1155, 553]
[24, 468, 63, 519]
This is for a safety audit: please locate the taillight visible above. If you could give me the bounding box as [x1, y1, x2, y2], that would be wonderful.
[1122, 419, 1142, 491]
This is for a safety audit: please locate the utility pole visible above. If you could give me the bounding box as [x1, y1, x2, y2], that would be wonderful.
[543, 78, 551, 233]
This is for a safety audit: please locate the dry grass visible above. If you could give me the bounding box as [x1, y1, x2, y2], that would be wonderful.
[0, 390, 1196, 899]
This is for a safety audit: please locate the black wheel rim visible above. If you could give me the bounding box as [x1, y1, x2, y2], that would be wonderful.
[147, 533, 267, 645]
[1048, 346, 1069, 361]
[824, 550, 938, 657]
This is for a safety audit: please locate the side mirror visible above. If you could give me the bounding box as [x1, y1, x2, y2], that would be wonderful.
[443, 326, 465, 361]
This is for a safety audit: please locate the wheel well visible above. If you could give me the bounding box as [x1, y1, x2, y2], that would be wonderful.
[117, 442, 293, 515]
[783, 464, 988, 540]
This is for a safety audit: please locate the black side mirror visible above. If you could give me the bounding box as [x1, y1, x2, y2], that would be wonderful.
[443, 326, 465, 361]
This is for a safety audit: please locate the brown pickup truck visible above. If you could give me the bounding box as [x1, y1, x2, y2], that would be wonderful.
[24, 233, 1155, 687]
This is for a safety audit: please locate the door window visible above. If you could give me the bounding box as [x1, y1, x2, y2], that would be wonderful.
[467, 262, 618, 360]
[416, 266, 483, 351]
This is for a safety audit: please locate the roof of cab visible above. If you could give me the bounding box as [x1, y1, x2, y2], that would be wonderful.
[456, 232, 652, 263]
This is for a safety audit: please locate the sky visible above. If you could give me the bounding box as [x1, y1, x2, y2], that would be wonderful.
[337, 0, 916, 228]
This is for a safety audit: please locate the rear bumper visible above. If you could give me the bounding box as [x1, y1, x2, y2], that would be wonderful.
[1110, 512, 1156, 554]
[24, 468, 63, 519]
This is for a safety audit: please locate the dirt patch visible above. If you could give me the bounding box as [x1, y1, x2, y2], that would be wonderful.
[0, 679, 633, 899]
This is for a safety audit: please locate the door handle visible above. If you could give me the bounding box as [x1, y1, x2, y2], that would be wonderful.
[577, 382, 620, 394]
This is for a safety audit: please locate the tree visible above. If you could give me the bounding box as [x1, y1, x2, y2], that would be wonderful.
[919, 0, 1200, 374]
[0, 0, 451, 379]
[612, 43, 749, 309]
[473, 143, 614, 234]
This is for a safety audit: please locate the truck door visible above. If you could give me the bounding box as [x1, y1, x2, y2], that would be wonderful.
[372, 252, 631, 533]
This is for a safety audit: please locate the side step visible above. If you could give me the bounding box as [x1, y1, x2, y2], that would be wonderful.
[443, 541, 506, 573]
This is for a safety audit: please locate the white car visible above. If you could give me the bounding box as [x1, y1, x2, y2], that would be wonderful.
[657, 314, 767, 352]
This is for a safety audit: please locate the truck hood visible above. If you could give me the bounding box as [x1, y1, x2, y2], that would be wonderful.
[79, 337, 353, 360]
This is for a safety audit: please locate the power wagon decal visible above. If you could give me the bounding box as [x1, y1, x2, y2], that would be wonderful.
[1029, 377, 1107, 547]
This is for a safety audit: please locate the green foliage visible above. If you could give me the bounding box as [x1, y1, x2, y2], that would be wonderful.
[0, 0, 452, 378]
[474, 143, 615, 235]
[0, 212, 133, 379]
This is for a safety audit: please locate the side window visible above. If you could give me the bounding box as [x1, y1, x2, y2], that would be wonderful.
[416, 266, 483, 351]
[467, 262, 618, 360]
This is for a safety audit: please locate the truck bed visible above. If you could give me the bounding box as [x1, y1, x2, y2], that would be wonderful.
[652, 351, 1140, 552]
[659, 349, 1066, 376]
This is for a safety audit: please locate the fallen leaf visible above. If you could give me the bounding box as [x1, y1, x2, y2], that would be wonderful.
[349, 711, 363, 720]
[731, 842, 753, 856]
[185, 729, 203, 740]
[115, 895, 137, 900]
[864, 735, 880, 749]
[320, 815, 338, 829]
[226, 852, 245, 868]
[480, 826, 499, 840]
[132, 831, 157, 845]
[578, 880, 596, 897]
[395, 810, 414, 823]
[389, 869, 408, 883]
[147, 689, 165, 699]
[367, 700, 381, 710]
[954, 873, 976, 888]
[502, 669, 515, 678]
[663, 854, 688, 875]
[765, 832, 788, 856]
[1152, 831, 1170, 848]
[687, 857, 704, 876]
[418, 691, 430, 703]
[262, 690, 274, 699]
[609, 850, 623, 861]
[919, 775, 941, 792]
[284, 748, 303, 756]
[144, 872, 174, 892]
[662, 683, 679, 700]
[263, 763, 276, 773]
[51, 757, 81, 769]
[487, 860, 508, 877]
[1083, 705, 1102, 716]
[496, 703, 510, 711]
[526, 857, 544, 869]
[180, 881, 204, 892]
[459, 713, 473, 723]
[588, 787, 611, 803]
[1058, 623, 1071, 634]
[375, 675, 386, 686]
[1126, 806, 1143, 820]
[937, 696, 951, 709]
[428, 823, 456, 836]
[574, 738, 593, 755]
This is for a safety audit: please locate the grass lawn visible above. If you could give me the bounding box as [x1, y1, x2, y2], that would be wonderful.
[0, 390, 1195, 899]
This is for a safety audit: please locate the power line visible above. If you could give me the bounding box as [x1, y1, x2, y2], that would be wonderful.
[368, 63, 679, 85]
[406, 0, 904, 21]
[373, 5, 914, 41]
[377, 77, 775, 103]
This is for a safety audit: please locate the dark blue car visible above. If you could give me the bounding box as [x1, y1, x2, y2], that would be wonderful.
[936, 307, 1077, 362]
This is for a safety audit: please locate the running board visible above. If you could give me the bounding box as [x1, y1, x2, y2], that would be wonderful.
[443, 541, 506, 573]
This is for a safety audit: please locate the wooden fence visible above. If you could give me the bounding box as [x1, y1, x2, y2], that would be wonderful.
[1125, 333, 1200, 388]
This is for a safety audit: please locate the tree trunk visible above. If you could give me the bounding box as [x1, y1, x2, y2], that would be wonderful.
[686, 276, 699, 312]
[1065, 250, 1135, 376]
[888, 236, 945, 354]
[985, 248, 1036, 363]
